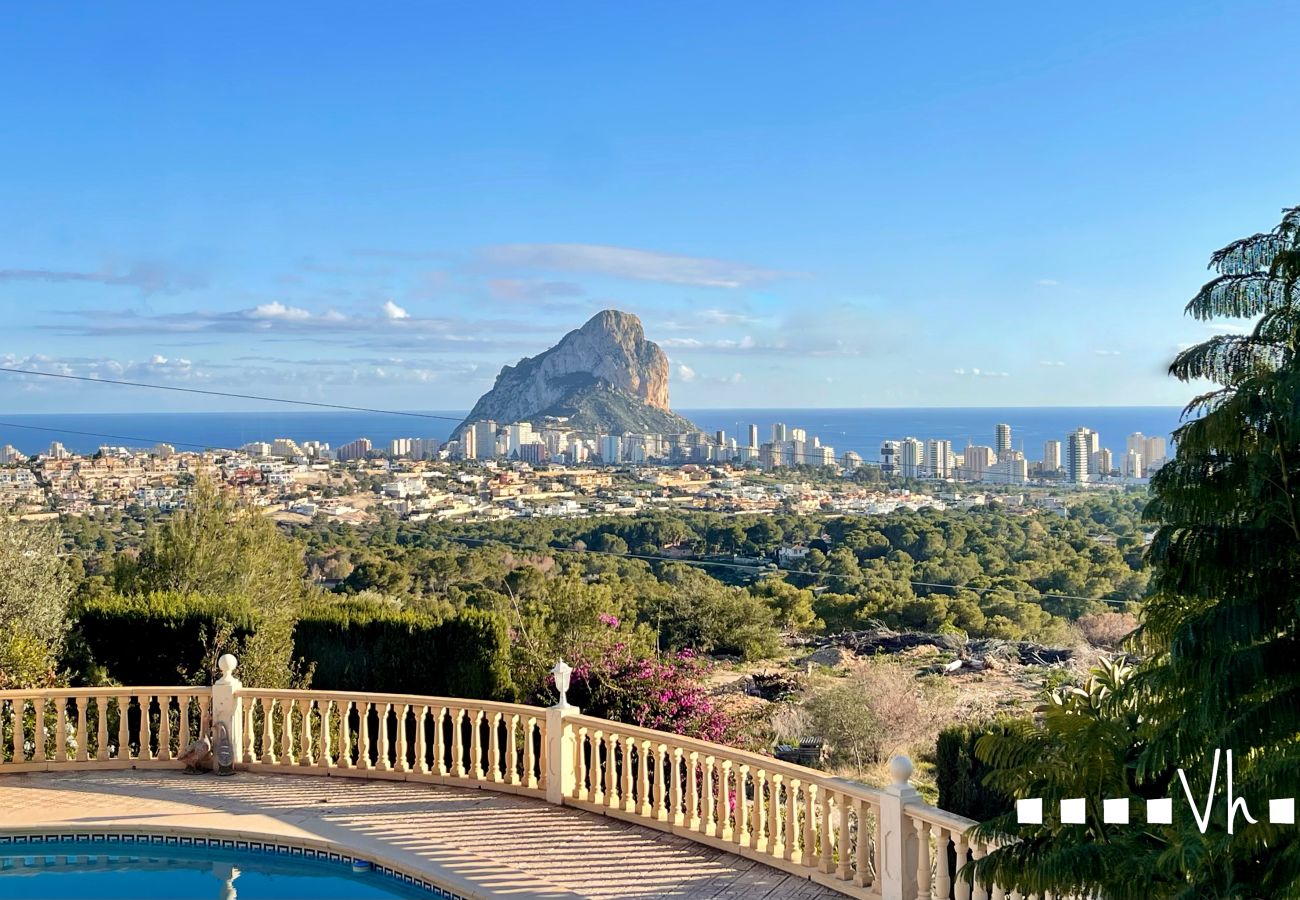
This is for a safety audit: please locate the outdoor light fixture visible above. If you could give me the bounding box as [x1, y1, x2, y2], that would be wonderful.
[551, 659, 573, 708]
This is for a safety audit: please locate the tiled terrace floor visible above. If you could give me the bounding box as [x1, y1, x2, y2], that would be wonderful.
[0, 770, 841, 899]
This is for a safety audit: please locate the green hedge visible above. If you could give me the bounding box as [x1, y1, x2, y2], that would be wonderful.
[935, 721, 1015, 822]
[73, 592, 257, 685]
[73, 593, 516, 701]
[295, 601, 515, 700]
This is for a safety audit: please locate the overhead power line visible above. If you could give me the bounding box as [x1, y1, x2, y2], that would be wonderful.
[0, 365, 1089, 481]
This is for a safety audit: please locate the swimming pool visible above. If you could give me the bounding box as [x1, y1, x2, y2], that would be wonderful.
[0, 835, 445, 899]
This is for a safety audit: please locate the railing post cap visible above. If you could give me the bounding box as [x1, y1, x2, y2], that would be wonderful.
[217, 654, 238, 680]
[889, 754, 914, 785]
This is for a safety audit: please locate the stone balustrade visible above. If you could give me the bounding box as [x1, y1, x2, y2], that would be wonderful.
[0, 656, 1021, 899]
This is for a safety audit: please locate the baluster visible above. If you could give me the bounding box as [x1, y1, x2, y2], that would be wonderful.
[605, 735, 620, 808]
[178, 695, 192, 759]
[854, 797, 872, 886]
[279, 699, 293, 764]
[954, 835, 972, 900]
[116, 695, 129, 761]
[802, 782, 817, 867]
[637, 740, 652, 816]
[819, 785, 834, 873]
[487, 712, 501, 782]
[703, 757, 717, 835]
[875, 799, 885, 888]
[433, 706, 448, 776]
[916, 818, 932, 898]
[396, 704, 410, 773]
[785, 778, 800, 860]
[686, 750, 700, 826]
[360, 702, 375, 770]
[670, 746, 685, 825]
[34, 697, 47, 762]
[157, 695, 172, 761]
[74, 696, 90, 761]
[769, 774, 784, 859]
[718, 759, 734, 839]
[340, 700, 355, 769]
[199, 694, 211, 742]
[526, 716, 540, 788]
[971, 842, 989, 900]
[836, 792, 851, 880]
[416, 705, 430, 775]
[53, 697, 67, 759]
[259, 697, 274, 764]
[11, 698, 24, 762]
[299, 697, 314, 764]
[621, 738, 637, 816]
[652, 744, 668, 820]
[241, 699, 254, 763]
[141, 695, 155, 760]
[934, 826, 952, 898]
[751, 769, 767, 852]
[467, 709, 482, 779]
[735, 764, 750, 846]
[586, 729, 602, 803]
[450, 708, 465, 777]
[320, 700, 334, 768]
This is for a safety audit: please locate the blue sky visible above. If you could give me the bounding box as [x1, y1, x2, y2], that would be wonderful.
[1, 1, 1297, 413]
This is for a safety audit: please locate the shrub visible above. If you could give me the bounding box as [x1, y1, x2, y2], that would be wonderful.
[296, 601, 515, 700]
[1075, 611, 1138, 649]
[552, 643, 731, 743]
[935, 721, 1016, 822]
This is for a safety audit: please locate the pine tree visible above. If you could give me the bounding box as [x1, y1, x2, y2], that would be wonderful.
[970, 206, 1300, 897]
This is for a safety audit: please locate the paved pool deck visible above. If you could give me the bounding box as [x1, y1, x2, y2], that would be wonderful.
[0, 770, 841, 899]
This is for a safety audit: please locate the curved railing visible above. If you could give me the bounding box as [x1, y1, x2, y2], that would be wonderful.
[0, 660, 1010, 899]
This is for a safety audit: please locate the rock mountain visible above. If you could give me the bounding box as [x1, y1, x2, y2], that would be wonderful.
[455, 310, 698, 437]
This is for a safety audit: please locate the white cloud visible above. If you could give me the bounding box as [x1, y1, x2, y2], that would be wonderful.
[251, 302, 312, 320]
[1038, 360, 1066, 367]
[381, 300, 410, 320]
[1094, 349, 1122, 357]
[676, 364, 697, 382]
[479, 243, 786, 288]
[953, 367, 1010, 378]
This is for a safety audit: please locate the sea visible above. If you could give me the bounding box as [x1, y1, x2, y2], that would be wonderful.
[0, 407, 1185, 462]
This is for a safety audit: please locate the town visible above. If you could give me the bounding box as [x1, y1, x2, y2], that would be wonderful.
[0, 418, 1163, 525]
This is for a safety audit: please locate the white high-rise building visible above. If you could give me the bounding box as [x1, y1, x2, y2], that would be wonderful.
[1042, 440, 1062, 473]
[600, 434, 623, 463]
[1122, 450, 1144, 478]
[0, 444, 24, 465]
[507, 423, 535, 456]
[989, 451, 1028, 484]
[771, 423, 788, 443]
[924, 439, 952, 479]
[880, 440, 899, 475]
[1092, 447, 1113, 476]
[388, 437, 413, 458]
[1066, 429, 1091, 483]
[471, 421, 498, 460]
[995, 423, 1012, 455]
[898, 438, 924, 478]
[963, 445, 996, 480]
[790, 427, 807, 443]
[748, 425, 759, 448]
[1144, 436, 1167, 469]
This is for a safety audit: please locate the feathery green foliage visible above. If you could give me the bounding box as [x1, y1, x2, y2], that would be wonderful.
[970, 206, 1300, 897]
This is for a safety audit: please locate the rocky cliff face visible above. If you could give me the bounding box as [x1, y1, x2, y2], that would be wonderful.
[456, 310, 697, 436]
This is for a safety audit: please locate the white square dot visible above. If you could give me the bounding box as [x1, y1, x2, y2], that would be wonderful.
[1017, 798, 1043, 824]
[1270, 798, 1295, 825]
[1060, 798, 1086, 824]
[1147, 798, 1173, 824]
[1103, 798, 1130, 824]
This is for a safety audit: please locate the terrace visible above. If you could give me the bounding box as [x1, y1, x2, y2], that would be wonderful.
[0, 656, 1001, 899]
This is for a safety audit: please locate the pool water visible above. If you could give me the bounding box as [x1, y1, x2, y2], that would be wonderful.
[0, 837, 436, 899]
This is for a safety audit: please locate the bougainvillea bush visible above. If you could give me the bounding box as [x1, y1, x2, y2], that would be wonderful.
[547, 635, 732, 743]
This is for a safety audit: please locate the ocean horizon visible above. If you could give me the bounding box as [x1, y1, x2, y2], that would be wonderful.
[0, 406, 1184, 462]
